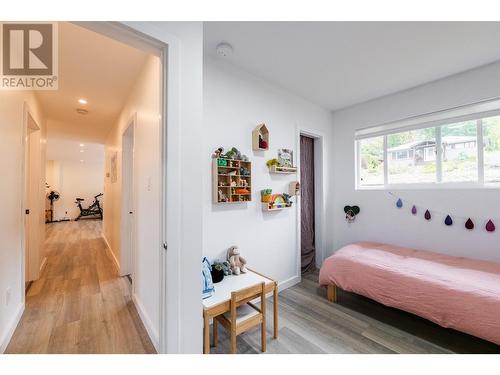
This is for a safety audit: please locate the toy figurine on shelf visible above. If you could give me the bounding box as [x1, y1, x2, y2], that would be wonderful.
[240, 166, 250, 176]
[261, 189, 272, 202]
[218, 190, 228, 202]
[224, 147, 242, 160]
[266, 158, 279, 168]
[259, 135, 268, 150]
[212, 147, 224, 159]
[283, 193, 293, 207]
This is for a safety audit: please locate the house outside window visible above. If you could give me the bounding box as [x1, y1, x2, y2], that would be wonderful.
[355, 99, 500, 189]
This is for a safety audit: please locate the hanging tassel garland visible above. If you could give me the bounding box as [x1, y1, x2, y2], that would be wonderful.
[444, 215, 453, 226]
[465, 218, 474, 230]
[424, 210, 431, 220]
[486, 220, 496, 232]
[389, 192, 496, 235]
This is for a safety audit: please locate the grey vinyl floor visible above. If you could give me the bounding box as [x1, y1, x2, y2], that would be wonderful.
[209, 270, 500, 354]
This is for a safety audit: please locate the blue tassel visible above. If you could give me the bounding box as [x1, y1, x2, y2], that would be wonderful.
[396, 198, 403, 208]
[444, 215, 453, 226]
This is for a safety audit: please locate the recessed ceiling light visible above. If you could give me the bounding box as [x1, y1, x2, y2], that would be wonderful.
[78, 98, 88, 105]
[80, 143, 85, 147]
[80, 150, 84, 153]
[76, 108, 89, 115]
[80, 160, 84, 163]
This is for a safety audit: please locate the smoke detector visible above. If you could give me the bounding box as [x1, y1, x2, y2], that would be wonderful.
[76, 108, 89, 115]
[216, 42, 233, 58]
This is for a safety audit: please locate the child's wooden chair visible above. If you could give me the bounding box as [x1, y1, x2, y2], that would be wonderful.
[213, 282, 267, 353]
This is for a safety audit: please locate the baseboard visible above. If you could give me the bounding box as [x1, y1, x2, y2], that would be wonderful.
[102, 235, 120, 274]
[0, 303, 24, 353]
[278, 275, 301, 291]
[132, 294, 159, 351]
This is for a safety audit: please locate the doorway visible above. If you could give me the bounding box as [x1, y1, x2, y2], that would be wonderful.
[6, 22, 166, 354]
[300, 135, 316, 273]
[121, 117, 136, 282]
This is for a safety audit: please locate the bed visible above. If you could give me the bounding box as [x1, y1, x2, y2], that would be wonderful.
[319, 242, 500, 345]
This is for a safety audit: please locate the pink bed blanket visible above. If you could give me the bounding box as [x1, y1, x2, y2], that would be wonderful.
[319, 242, 500, 345]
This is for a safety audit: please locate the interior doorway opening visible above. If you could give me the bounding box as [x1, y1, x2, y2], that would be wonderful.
[299, 131, 325, 275]
[7, 21, 166, 354]
[300, 135, 316, 274]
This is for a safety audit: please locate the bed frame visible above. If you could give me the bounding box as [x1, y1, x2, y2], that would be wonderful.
[326, 284, 337, 303]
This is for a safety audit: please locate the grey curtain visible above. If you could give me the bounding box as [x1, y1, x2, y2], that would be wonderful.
[300, 135, 315, 273]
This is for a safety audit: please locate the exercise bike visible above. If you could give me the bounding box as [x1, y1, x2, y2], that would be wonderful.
[75, 193, 103, 221]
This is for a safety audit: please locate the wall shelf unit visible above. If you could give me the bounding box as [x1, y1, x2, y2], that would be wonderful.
[252, 124, 269, 151]
[261, 202, 292, 211]
[268, 165, 297, 174]
[213, 158, 252, 203]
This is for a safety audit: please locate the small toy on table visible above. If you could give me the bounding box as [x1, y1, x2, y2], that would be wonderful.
[227, 246, 247, 275]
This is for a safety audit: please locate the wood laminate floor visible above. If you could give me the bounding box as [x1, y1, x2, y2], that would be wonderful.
[210, 270, 500, 354]
[6, 220, 156, 354]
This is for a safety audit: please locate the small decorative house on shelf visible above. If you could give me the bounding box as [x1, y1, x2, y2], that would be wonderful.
[252, 123, 269, 151]
[261, 189, 293, 211]
[213, 152, 252, 203]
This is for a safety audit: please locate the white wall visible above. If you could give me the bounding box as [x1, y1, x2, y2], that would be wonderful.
[46, 159, 104, 221]
[124, 22, 204, 354]
[203, 57, 335, 287]
[332, 60, 500, 263]
[0, 91, 46, 352]
[103, 54, 161, 349]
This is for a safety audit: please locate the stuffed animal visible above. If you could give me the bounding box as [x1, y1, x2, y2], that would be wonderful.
[227, 246, 247, 275]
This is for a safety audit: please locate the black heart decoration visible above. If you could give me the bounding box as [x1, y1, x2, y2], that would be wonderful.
[344, 205, 360, 215]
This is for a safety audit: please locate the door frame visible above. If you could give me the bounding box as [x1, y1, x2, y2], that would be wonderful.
[120, 115, 137, 280]
[21, 103, 41, 298]
[296, 127, 326, 278]
[76, 22, 174, 353]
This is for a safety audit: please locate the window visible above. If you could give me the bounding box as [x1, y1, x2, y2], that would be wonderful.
[441, 121, 477, 182]
[358, 136, 384, 187]
[356, 105, 500, 189]
[387, 127, 436, 184]
[483, 115, 500, 183]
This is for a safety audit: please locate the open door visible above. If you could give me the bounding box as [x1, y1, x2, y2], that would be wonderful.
[24, 111, 42, 286]
[121, 117, 136, 281]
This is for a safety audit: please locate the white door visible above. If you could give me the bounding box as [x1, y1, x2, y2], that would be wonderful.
[121, 119, 136, 280]
[24, 112, 41, 284]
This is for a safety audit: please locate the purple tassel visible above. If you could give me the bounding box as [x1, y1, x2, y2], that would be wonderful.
[486, 220, 495, 232]
[424, 210, 431, 220]
[465, 218, 474, 230]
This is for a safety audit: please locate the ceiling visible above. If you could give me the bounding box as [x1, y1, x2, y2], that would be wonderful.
[46, 138, 104, 164]
[204, 22, 500, 111]
[37, 22, 149, 144]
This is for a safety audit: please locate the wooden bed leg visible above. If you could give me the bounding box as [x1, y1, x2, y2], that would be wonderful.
[327, 284, 337, 303]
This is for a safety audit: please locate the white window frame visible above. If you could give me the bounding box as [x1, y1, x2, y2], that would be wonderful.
[355, 98, 500, 190]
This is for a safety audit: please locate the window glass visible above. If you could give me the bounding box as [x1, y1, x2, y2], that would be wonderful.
[441, 121, 478, 182]
[483, 115, 500, 183]
[358, 136, 384, 186]
[387, 127, 436, 184]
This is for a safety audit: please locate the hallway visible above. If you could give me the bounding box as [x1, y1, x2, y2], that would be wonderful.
[6, 220, 155, 354]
